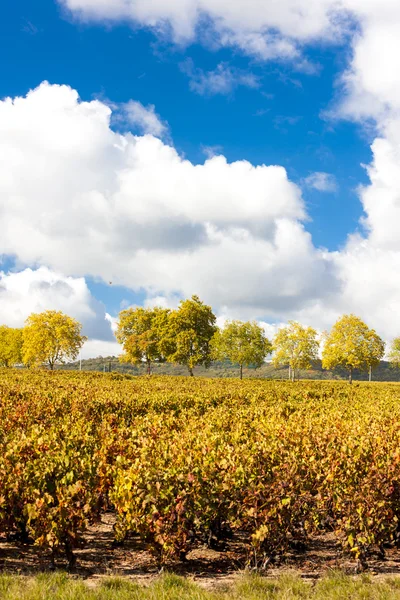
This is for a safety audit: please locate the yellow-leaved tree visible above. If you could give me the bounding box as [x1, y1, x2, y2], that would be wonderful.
[23, 310, 87, 370]
[159, 295, 217, 376]
[388, 338, 400, 369]
[272, 321, 319, 381]
[322, 314, 385, 383]
[211, 320, 272, 379]
[364, 329, 386, 381]
[0, 326, 23, 367]
[115, 306, 170, 375]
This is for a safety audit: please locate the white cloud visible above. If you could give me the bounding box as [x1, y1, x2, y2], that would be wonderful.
[334, 2, 400, 124]
[181, 60, 260, 96]
[5, 62, 400, 344]
[59, 0, 349, 62]
[303, 172, 337, 192]
[81, 339, 121, 359]
[0, 267, 113, 341]
[118, 100, 168, 137]
[0, 82, 335, 324]
[320, 2, 400, 341]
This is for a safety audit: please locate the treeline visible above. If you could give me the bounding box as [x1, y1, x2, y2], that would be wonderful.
[114, 296, 392, 383]
[2, 295, 400, 383]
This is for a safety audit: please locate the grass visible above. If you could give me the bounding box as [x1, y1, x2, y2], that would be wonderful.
[2, 572, 400, 600]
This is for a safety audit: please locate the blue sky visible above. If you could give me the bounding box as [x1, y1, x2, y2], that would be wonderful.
[1, 0, 400, 355]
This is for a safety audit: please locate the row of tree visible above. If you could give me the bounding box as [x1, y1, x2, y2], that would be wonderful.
[115, 296, 391, 383]
[2, 296, 400, 382]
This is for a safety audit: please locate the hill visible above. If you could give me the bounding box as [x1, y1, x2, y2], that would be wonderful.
[60, 356, 400, 381]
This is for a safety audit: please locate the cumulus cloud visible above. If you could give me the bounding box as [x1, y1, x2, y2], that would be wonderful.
[321, 2, 400, 340]
[180, 59, 260, 96]
[303, 172, 337, 192]
[5, 52, 400, 343]
[0, 267, 114, 342]
[4, 0, 400, 350]
[0, 81, 337, 323]
[335, 2, 400, 123]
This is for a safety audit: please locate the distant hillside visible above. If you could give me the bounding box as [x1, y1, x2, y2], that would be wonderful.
[59, 356, 400, 381]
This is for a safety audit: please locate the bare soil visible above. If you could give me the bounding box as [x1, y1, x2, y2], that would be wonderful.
[2, 513, 400, 589]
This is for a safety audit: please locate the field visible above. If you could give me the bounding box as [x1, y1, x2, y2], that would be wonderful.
[2, 371, 400, 595]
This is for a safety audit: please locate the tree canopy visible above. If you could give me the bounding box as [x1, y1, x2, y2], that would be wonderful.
[272, 321, 319, 381]
[211, 320, 272, 379]
[116, 306, 170, 374]
[364, 329, 386, 381]
[23, 310, 87, 370]
[388, 338, 400, 369]
[159, 295, 217, 376]
[322, 314, 385, 383]
[0, 326, 23, 367]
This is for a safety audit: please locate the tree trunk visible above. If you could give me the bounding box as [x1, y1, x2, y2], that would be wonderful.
[147, 360, 151, 376]
[288, 365, 291, 380]
[188, 366, 194, 377]
[349, 366, 353, 384]
[369, 365, 372, 382]
[240, 364, 243, 380]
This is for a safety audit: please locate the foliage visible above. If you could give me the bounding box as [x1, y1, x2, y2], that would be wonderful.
[364, 328, 386, 380]
[211, 320, 272, 379]
[2, 371, 400, 569]
[0, 326, 23, 367]
[272, 321, 319, 381]
[159, 295, 217, 375]
[22, 310, 87, 370]
[388, 337, 400, 369]
[322, 314, 385, 383]
[116, 307, 170, 374]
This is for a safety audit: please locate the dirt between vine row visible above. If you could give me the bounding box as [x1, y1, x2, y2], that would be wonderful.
[1, 512, 400, 589]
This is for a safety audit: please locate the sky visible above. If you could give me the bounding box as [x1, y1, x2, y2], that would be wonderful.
[1, 0, 400, 357]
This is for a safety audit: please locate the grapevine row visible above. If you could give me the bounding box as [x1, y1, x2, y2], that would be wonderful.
[1, 370, 400, 569]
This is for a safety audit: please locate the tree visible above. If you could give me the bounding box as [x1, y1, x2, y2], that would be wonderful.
[0, 326, 23, 367]
[211, 321, 272, 380]
[272, 321, 319, 381]
[364, 329, 385, 381]
[160, 295, 217, 376]
[322, 314, 384, 384]
[115, 307, 170, 374]
[388, 338, 400, 369]
[23, 310, 87, 370]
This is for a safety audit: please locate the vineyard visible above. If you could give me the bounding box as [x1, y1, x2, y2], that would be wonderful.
[1, 370, 400, 573]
